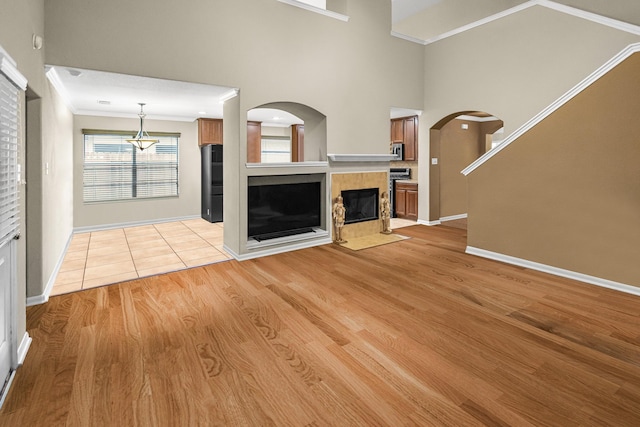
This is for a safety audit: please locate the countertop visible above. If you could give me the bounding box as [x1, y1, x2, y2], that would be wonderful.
[395, 179, 418, 185]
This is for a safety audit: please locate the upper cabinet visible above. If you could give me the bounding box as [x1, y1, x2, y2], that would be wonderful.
[390, 115, 418, 161]
[291, 124, 304, 162]
[198, 118, 223, 146]
[247, 121, 262, 163]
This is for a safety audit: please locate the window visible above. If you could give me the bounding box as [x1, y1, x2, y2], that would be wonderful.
[83, 130, 179, 203]
[0, 73, 21, 247]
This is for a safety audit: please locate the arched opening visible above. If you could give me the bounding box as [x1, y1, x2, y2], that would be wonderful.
[429, 111, 503, 225]
[246, 102, 327, 163]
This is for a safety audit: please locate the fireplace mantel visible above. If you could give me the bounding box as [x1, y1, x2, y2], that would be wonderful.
[328, 154, 399, 162]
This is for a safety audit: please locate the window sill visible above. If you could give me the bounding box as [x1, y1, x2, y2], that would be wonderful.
[277, 0, 349, 22]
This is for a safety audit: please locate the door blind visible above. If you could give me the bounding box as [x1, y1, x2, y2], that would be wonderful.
[0, 73, 20, 248]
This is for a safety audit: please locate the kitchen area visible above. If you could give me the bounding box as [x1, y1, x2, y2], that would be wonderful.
[390, 114, 419, 221]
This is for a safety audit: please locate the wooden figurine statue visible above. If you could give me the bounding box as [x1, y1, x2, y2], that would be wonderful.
[332, 195, 347, 243]
[380, 191, 392, 234]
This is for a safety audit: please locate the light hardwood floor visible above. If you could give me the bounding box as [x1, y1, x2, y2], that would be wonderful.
[2, 224, 639, 425]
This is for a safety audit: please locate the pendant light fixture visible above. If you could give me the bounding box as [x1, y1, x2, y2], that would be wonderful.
[126, 103, 159, 151]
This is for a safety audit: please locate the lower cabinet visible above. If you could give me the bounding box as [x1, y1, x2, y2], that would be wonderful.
[395, 182, 418, 221]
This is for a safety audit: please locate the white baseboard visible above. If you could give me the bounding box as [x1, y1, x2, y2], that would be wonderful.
[73, 215, 201, 234]
[231, 237, 333, 261]
[418, 219, 440, 226]
[0, 333, 31, 410]
[26, 232, 74, 307]
[17, 332, 31, 366]
[440, 213, 468, 222]
[466, 246, 640, 297]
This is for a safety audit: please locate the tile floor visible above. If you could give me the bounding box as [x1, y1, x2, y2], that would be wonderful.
[51, 217, 419, 296]
[51, 219, 230, 296]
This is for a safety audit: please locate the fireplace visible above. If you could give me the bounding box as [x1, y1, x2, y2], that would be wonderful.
[342, 188, 379, 224]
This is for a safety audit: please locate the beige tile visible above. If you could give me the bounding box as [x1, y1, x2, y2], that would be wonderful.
[55, 269, 85, 285]
[134, 253, 185, 271]
[162, 234, 202, 245]
[88, 243, 130, 258]
[137, 262, 188, 278]
[214, 245, 231, 257]
[82, 271, 139, 290]
[68, 235, 90, 251]
[90, 229, 126, 241]
[130, 245, 175, 260]
[124, 225, 157, 235]
[168, 239, 211, 252]
[182, 253, 231, 268]
[59, 258, 87, 272]
[85, 251, 134, 268]
[126, 236, 167, 248]
[64, 250, 89, 261]
[84, 260, 136, 281]
[175, 247, 225, 263]
[50, 281, 83, 296]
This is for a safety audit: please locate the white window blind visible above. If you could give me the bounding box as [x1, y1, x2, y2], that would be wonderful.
[83, 132, 179, 203]
[0, 72, 21, 248]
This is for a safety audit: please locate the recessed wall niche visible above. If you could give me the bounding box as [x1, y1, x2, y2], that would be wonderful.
[246, 102, 327, 163]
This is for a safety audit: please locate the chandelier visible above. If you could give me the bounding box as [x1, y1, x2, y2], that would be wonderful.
[126, 103, 159, 151]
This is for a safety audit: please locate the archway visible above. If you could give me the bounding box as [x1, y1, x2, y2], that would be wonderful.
[429, 111, 503, 224]
[246, 102, 327, 163]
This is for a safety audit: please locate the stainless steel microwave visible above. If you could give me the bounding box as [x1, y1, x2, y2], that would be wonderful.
[391, 143, 403, 161]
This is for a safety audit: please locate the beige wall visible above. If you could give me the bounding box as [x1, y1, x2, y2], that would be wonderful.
[467, 52, 640, 288]
[418, 5, 640, 223]
[73, 116, 201, 228]
[44, 0, 424, 256]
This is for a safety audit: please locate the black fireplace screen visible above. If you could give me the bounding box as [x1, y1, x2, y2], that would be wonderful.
[342, 188, 379, 224]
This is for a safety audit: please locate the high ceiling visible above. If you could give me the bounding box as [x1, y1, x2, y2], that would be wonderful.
[48, 0, 640, 124]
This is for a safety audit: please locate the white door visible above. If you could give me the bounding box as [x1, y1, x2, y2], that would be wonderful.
[0, 242, 11, 390]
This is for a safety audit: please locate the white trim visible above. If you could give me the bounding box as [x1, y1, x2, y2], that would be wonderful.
[466, 246, 640, 297]
[463, 42, 640, 176]
[73, 215, 200, 234]
[538, 0, 640, 36]
[0, 370, 16, 409]
[26, 232, 74, 307]
[16, 332, 31, 366]
[440, 213, 467, 222]
[44, 67, 77, 114]
[246, 228, 329, 251]
[0, 48, 27, 90]
[328, 154, 399, 162]
[277, 0, 349, 22]
[390, 31, 427, 45]
[456, 115, 500, 123]
[403, 1, 640, 47]
[418, 219, 441, 226]
[227, 236, 332, 261]
[246, 161, 329, 169]
[422, 1, 538, 46]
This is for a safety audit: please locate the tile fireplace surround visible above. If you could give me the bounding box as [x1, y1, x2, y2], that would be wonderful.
[331, 171, 388, 241]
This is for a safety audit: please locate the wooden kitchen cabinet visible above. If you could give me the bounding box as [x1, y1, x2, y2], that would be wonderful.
[247, 121, 262, 163]
[395, 182, 418, 221]
[198, 118, 223, 146]
[390, 115, 418, 161]
[291, 124, 304, 162]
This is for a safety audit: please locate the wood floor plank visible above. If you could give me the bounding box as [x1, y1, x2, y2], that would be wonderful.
[2, 224, 639, 425]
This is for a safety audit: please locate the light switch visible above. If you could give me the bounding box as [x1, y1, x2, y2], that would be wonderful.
[431, 158, 438, 165]
[462, 123, 469, 130]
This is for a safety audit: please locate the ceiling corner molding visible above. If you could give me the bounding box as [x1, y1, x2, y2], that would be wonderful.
[537, 0, 640, 36]
[277, 0, 349, 22]
[0, 46, 27, 90]
[422, 1, 538, 46]
[45, 66, 77, 114]
[462, 42, 640, 176]
[390, 31, 427, 45]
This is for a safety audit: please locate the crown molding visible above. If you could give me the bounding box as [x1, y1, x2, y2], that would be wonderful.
[462, 42, 640, 176]
[395, 0, 640, 46]
[277, 0, 349, 22]
[45, 66, 77, 114]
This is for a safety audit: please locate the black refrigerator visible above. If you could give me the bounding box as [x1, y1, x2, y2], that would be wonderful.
[201, 144, 223, 223]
